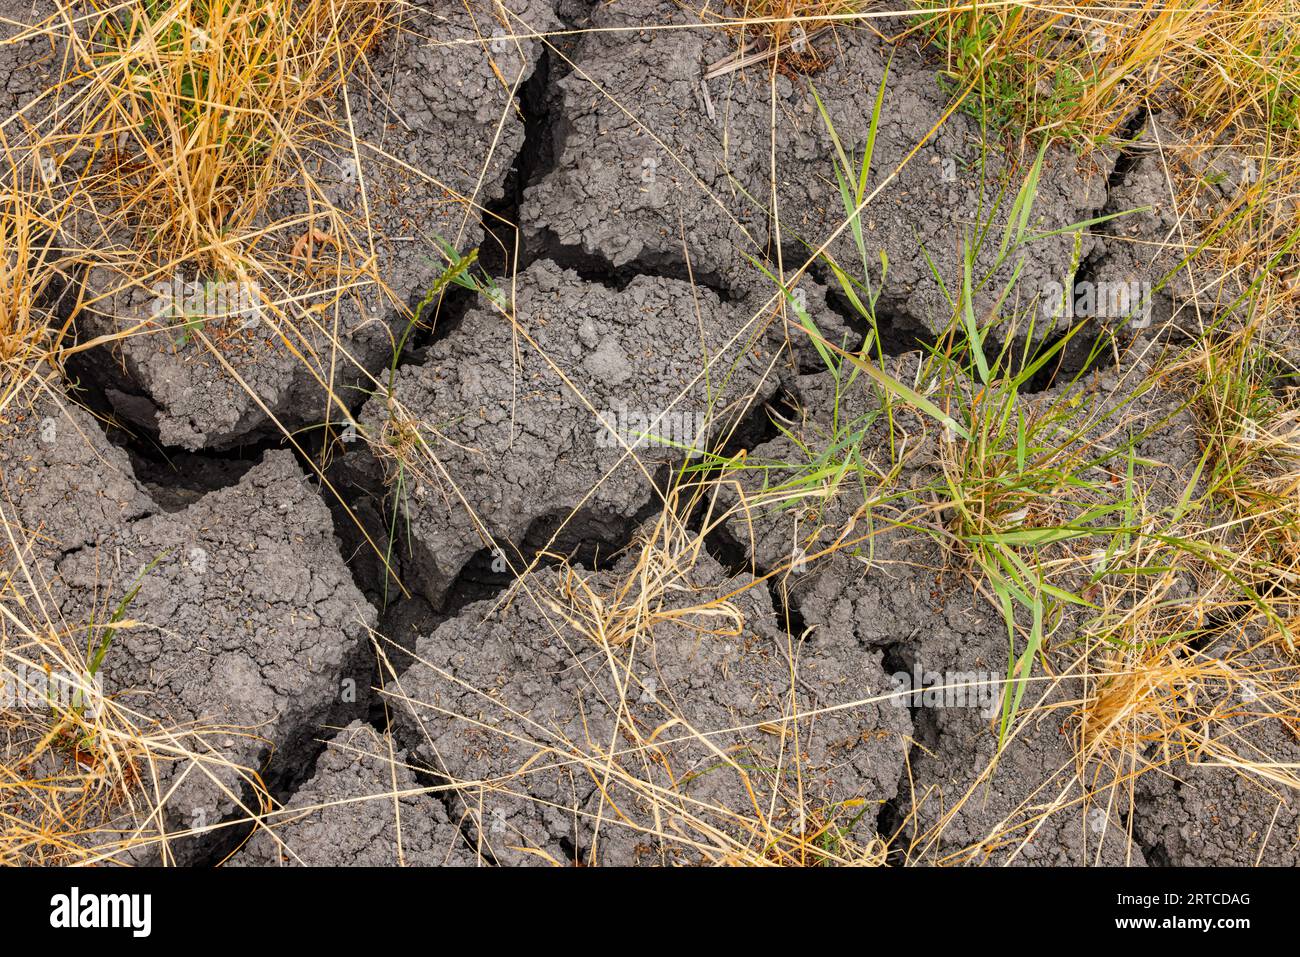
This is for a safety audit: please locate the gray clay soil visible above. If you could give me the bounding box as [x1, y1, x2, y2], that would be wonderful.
[2, 0, 1294, 866]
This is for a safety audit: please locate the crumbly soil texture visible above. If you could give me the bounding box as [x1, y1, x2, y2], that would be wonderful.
[0, 0, 1288, 866]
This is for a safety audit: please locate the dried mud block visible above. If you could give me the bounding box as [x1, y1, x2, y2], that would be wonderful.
[1085, 117, 1212, 335]
[0, 389, 375, 862]
[716, 360, 1184, 864]
[1089, 113, 1293, 337]
[65, 0, 556, 450]
[524, 0, 1113, 336]
[764, 44, 1111, 341]
[355, 259, 778, 608]
[0, 381, 154, 553]
[775, 519, 1143, 865]
[804, 529, 1144, 865]
[1085, 145, 1183, 334]
[522, 0, 769, 294]
[384, 548, 910, 865]
[717, 355, 939, 614]
[1132, 636, 1300, 866]
[231, 720, 476, 866]
[897, 603, 1144, 866]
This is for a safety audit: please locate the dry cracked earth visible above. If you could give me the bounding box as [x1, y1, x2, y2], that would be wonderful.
[1, 0, 1294, 867]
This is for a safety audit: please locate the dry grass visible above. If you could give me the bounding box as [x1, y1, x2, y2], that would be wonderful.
[704, 0, 866, 73]
[65, 0, 389, 274]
